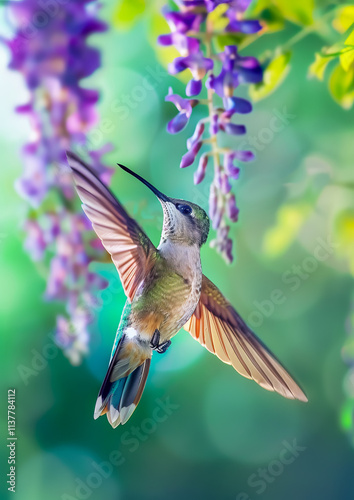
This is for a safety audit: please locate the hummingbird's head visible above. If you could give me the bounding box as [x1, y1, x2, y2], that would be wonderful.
[159, 198, 210, 247]
[118, 163, 210, 247]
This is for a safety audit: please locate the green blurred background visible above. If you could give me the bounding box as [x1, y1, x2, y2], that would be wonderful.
[1, 2, 354, 499]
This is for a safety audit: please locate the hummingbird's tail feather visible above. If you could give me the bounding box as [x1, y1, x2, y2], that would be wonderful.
[94, 352, 151, 428]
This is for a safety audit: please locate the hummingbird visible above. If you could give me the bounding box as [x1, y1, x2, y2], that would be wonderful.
[66, 151, 308, 428]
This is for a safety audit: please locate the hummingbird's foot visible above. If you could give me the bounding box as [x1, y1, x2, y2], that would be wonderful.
[150, 330, 171, 354]
[156, 340, 171, 354]
[150, 329, 161, 349]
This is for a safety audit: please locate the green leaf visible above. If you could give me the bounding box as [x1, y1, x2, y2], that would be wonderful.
[308, 53, 332, 81]
[329, 62, 354, 109]
[262, 203, 311, 257]
[248, 0, 313, 27]
[249, 51, 291, 101]
[215, 33, 244, 51]
[333, 5, 354, 34]
[334, 209, 354, 275]
[345, 28, 354, 46]
[340, 48, 354, 72]
[247, 3, 285, 32]
[207, 4, 229, 31]
[258, 6, 286, 32]
[274, 0, 314, 26]
[113, 0, 146, 30]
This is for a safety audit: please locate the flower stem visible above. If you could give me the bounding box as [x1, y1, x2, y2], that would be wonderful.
[282, 6, 341, 52]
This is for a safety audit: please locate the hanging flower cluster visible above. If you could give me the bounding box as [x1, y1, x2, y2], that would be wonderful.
[5, 0, 112, 364]
[159, 0, 262, 262]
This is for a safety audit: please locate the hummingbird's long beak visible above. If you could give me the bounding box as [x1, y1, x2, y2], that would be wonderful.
[117, 163, 170, 202]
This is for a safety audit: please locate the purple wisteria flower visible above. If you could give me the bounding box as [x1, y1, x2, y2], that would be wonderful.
[159, 0, 263, 262]
[165, 88, 195, 133]
[4, 0, 111, 363]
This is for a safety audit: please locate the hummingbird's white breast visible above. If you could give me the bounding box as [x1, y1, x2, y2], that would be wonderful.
[157, 240, 202, 337]
[124, 240, 203, 348]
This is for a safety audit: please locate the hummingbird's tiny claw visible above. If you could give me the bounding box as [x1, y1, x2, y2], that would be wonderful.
[150, 329, 160, 349]
[156, 340, 171, 354]
[150, 330, 171, 353]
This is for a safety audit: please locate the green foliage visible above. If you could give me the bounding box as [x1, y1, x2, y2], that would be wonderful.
[329, 62, 354, 109]
[308, 52, 333, 81]
[113, 0, 146, 29]
[262, 203, 311, 257]
[307, 17, 354, 108]
[274, 0, 314, 26]
[215, 33, 244, 50]
[208, 3, 229, 31]
[249, 0, 314, 27]
[340, 30, 354, 71]
[333, 5, 354, 33]
[249, 51, 291, 101]
[334, 209, 354, 274]
[251, 6, 286, 32]
[246, 2, 354, 110]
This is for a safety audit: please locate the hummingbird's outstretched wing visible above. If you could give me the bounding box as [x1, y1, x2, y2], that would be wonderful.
[184, 275, 308, 402]
[66, 151, 156, 302]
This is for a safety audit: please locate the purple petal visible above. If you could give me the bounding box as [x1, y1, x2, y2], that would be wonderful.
[238, 66, 263, 84]
[15, 103, 32, 114]
[225, 97, 252, 114]
[209, 184, 218, 220]
[24, 219, 47, 261]
[186, 78, 202, 96]
[194, 154, 208, 184]
[210, 113, 219, 135]
[224, 237, 233, 263]
[225, 154, 240, 179]
[234, 150, 255, 162]
[168, 58, 189, 74]
[165, 88, 192, 115]
[236, 57, 263, 84]
[224, 45, 237, 60]
[207, 69, 227, 98]
[214, 166, 222, 189]
[222, 123, 246, 135]
[157, 34, 173, 46]
[221, 173, 232, 194]
[187, 121, 205, 149]
[180, 141, 202, 168]
[169, 53, 213, 79]
[167, 112, 189, 134]
[81, 19, 108, 36]
[226, 165, 240, 179]
[227, 20, 262, 34]
[227, 194, 239, 222]
[164, 11, 197, 34]
[212, 205, 224, 230]
[172, 34, 200, 56]
[226, 1, 253, 14]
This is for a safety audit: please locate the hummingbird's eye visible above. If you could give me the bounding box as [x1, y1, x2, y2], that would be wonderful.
[176, 204, 192, 215]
